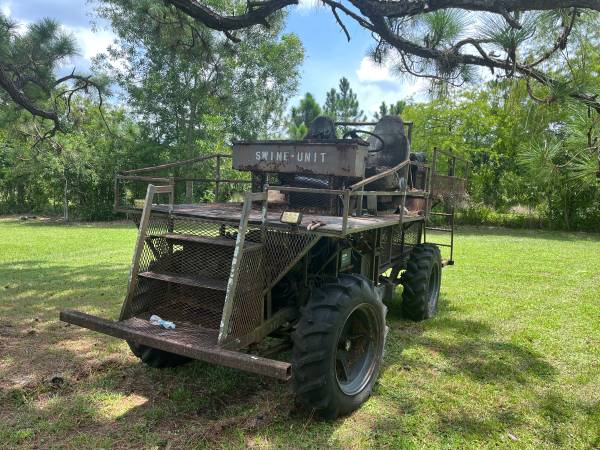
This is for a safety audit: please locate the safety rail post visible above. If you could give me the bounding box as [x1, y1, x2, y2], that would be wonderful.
[215, 155, 221, 201]
[218, 191, 267, 345]
[341, 190, 351, 235]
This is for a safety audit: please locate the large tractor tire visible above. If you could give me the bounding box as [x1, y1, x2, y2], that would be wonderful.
[292, 274, 387, 419]
[400, 244, 442, 321]
[128, 342, 190, 368]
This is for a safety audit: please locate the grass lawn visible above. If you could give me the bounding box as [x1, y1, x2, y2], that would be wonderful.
[0, 217, 599, 449]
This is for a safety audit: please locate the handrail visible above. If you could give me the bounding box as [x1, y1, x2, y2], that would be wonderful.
[350, 159, 411, 191]
[434, 148, 469, 164]
[121, 153, 231, 175]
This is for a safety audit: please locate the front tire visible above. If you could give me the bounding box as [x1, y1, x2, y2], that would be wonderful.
[292, 274, 387, 419]
[401, 244, 442, 321]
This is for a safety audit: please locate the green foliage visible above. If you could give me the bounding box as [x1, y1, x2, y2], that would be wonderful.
[323, 77, 365, 125]
[95, 0, 303, 155]
[374, 100, 406, 120]
[0, 5, 304, 220]
[288, 93, 321, 139]
[0, 13, 78, 113]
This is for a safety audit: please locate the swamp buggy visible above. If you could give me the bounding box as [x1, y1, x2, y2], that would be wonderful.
[60, 115, 468, 419]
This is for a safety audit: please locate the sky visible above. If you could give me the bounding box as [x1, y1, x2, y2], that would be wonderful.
[0, 0, 428, 117]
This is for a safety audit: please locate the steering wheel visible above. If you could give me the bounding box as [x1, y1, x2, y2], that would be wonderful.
[342, 129, 385, 152]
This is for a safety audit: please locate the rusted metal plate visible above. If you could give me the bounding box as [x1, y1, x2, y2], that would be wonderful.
[60, 310, 292, 380]
[232, 140, 368, 177]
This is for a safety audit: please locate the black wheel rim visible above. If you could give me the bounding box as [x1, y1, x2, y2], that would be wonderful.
[427, 263, 441, 316]
[335, 304, 380, 396]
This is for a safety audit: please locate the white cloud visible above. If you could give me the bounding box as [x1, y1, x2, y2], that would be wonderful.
[353, 57, 428, 116]
[0, 1, 11, 17]
[69, 26, 115, 60]
[356, 57, 397, 84]
[297, 0, 320, 9]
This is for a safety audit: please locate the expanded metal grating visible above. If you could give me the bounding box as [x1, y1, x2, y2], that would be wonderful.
[122, 207, 322, 347]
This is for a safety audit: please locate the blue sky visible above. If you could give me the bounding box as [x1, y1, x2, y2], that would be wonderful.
[0, 0, 427, 117]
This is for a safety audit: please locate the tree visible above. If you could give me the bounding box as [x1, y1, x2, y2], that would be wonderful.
[322, 77, 365, 125]
[374, 100, 406, 120]
[162, 1, 600, 114]
[95, 0, 303, 159]
[288, 93, 321, 138]
[0, 14, 106, 137]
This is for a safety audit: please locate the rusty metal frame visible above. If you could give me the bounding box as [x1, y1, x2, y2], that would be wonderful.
[120, 183, 173, 320]
[61, 310, 291, 380]
[114, 154, 252, 214]
[218, 191, 267, 345]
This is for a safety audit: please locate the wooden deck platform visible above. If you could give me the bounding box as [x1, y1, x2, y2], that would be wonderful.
[143, 203, 423, 235]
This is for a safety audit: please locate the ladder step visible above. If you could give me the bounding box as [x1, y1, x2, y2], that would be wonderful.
[406, 190, 429, 198]
[138, 271, 228, 291]
[150, 233, 262, 251]
[426, 227, 453, 232]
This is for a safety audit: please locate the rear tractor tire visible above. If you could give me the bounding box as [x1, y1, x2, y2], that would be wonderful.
[400, 244, 442, 321]
[292, 274, 387, 419]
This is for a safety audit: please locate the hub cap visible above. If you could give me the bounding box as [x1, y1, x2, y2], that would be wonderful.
[427, 263, 441, 316]
[335, 304, 380, 396]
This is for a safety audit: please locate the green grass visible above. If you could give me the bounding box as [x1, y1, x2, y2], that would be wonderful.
[0, 218, 599, 449]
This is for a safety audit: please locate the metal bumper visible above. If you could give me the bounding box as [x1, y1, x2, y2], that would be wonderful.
[60, 310, 291, 381]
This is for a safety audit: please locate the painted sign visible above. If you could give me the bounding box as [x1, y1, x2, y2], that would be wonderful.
[232, 141, 368, 178]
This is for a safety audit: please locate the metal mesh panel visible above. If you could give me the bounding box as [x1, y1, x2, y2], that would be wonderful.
[263, 228, 321, 287]
[431, 174, 467, 203]
[226, 237, 266, 339]
[121, 215, 244, 332]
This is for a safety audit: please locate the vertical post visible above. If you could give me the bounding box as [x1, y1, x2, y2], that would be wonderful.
[113, 175, 119, 212]
[218, 191, 253, 345]
[168, 177, 175, 213]
[341, 190, 351, 235]
[120, 184, 156, 320]
[215, 156, 221, 201]
[450, 204, 455, 263]
[185, 180, 193, 204]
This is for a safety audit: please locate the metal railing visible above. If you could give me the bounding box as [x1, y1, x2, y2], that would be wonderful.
[114, 154, 252, 213]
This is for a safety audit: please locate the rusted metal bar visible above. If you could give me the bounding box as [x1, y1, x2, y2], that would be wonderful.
[434, 148, 468, 164]
[185, 181, 193, 203]
[215, 155, 221, 201]
[171, 178, 251, 183]
[121, 154, 231, 175]
[341, 190, 350, 235]
[60, 310, 291, 380]
[120, 184, 161, 319]
[270, 186, 347, 195]
[218, 191, 266, 345]
[350, 160, 410, 191]
[116, 175, 171, 183]
[350, 191, 407, 197]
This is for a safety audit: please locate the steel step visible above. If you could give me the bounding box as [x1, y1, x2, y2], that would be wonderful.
[138, 271, 228, 291]
[60, 310, 291, 380]
[406, 190, 429, 198]
[150, 233, 262, 251]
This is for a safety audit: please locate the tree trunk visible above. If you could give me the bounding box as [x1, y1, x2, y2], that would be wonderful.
[63, 174, 69, 222]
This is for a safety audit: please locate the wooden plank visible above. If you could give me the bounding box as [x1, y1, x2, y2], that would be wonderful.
[138, 271, 228, 291]
[60, 310, 291, 380]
